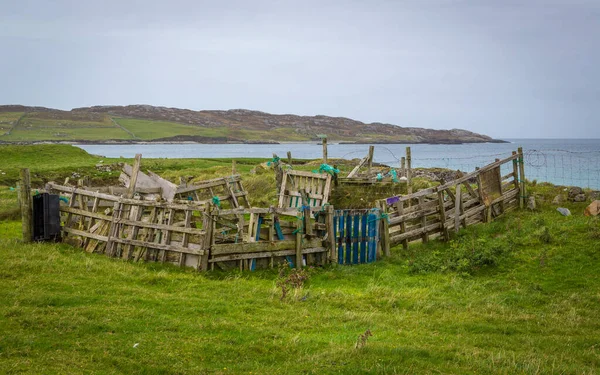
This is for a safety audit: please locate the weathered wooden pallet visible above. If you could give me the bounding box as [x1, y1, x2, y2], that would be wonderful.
[278, 170, 332, 209]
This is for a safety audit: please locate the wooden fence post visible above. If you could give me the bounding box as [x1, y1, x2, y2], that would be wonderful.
[437, 190, 449, 241]
[400, 157, 406, 178]
[19, 168, 32, 243]
[199, 205, 212, 271]
[454, 184, 462, 232]
[322, 137, 328, 164]
[406, 146, 412, 197]
[273, 153, 284, 193]
[367, 145, 375, 172]
[295, 217, 303, 269]
[512, 151, 519, 191]
[287, 151, 292, 165]
[418, 195, 429, 242]
[395, 201, 408, 250]
[377, 201, 391, 257]
[127, 154, 142, 199]
[326, 205, 336, 264]
[518, 147, 526, 209]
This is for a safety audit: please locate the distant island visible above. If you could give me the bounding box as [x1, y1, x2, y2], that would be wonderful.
[0, 105, 506, 144]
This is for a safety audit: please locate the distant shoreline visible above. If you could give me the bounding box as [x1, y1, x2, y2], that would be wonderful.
[0, 139, 509, 146]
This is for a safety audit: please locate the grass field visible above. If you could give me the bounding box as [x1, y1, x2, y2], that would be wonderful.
[0, 112, 392, 143]
[0, 145, 599, 374]
[0, 112, 23, 134]
[2, 114, 132, 141]
[0, 114, 315, 143]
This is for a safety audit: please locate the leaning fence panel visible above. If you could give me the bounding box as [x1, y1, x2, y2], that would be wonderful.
[381, 150, 524, 249]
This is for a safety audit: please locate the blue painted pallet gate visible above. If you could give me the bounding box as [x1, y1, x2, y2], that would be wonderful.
[333, 209, 382, 265]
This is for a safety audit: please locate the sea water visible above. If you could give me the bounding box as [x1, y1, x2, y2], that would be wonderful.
[76, 139, 600, 189]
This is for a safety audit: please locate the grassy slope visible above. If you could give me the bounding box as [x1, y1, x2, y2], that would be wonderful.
[1, 205, 599, 374]
[1, 145, 599, 374]
[0, 144, 108, 186]
[3, 114, 132, 141]
[0, 113, 422, 143]
[0, 112, 23, 133]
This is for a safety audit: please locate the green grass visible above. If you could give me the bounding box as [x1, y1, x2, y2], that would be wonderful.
[0, 144, 110, 186]
[0, 113, 316, 143]
[3, 115, 131, 141]
[1, 202, 599, 374]
[0, 112, 23, 133]
[1, 145, 600, 373]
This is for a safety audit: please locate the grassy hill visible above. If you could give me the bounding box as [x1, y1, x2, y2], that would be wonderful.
[0, 105, 505, 144]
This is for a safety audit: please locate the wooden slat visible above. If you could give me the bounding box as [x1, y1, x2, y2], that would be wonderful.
[390, 222, 441, 243]
[285, 190, 325, 200]
[179, 210, 193, 266]
[49, 183, 208, 210]
[277, 171, 288, 208]
[175, 175, 242, 194]
[347, 156, 369, 178]
[64, 227, 108, 242]
[501, 172, 515, 181]
[110, 237, 204, 255]
[147, 170, 177, 201]
[211, 237, 323, 255]
[286, 170, 329, 179]
[59, 206, 206, 236]
[322, 174, 332, 205]
[389, 200, 452, 225]
[210, 247, 326, 263]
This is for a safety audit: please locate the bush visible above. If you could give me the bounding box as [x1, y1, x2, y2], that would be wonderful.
[408, 236, 509, 275]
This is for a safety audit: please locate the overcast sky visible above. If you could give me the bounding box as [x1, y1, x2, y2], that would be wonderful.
[1, 0, 598, 138]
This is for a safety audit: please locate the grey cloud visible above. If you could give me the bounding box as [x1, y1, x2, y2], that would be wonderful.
[1, 0, 598, 138]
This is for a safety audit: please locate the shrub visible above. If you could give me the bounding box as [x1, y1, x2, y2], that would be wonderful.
[408, 236, 509, 275]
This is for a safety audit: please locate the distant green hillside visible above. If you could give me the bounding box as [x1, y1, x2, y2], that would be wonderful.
[2, 112, 131, 141]
[0, 105, 506, 144]
[0, 113, 313, 143]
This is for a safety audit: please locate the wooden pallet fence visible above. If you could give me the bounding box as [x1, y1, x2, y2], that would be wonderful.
[278, 170, 332, 209]
[381, 151, 524, 249]
[42, 180, 391, 272]
[332, 209, 382, 265]
[46, 183, 212, 270]
[119, 158, 249, 207]
[209, 206, 330, 271]
[174, 174, 250, 209]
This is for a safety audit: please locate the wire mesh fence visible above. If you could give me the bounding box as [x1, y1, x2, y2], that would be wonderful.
[75, 143, 600, 190]
[372, 146, 600, 190]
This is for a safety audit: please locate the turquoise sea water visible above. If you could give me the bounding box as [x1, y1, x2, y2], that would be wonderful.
[77, 139, 600, 189]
